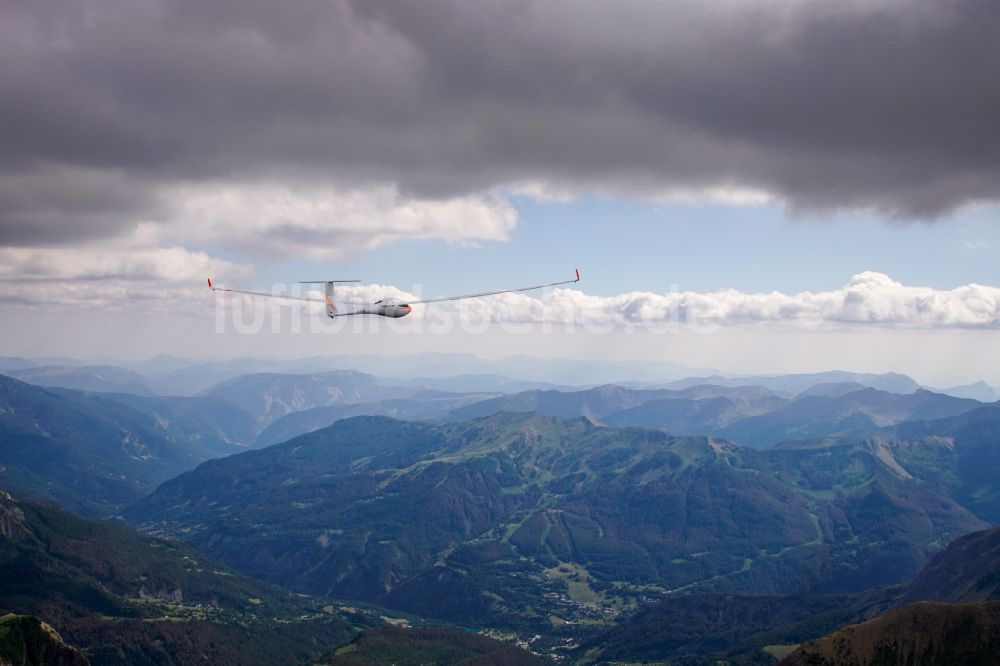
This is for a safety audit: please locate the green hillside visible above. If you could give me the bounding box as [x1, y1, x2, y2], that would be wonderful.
[317, 627, 546, 666]
[588, 520, 1000, 664]
[0, 490, 368, 665]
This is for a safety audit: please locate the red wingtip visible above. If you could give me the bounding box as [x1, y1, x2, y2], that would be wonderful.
[575, 268, 580, 281]
[207, 278, 212, 288]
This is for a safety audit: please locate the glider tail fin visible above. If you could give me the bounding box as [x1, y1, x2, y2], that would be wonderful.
[298, 280, 359, 318]
[324, 281, 337, 317]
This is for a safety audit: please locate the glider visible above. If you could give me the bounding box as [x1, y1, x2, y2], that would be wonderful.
[207, 269, 580, 318]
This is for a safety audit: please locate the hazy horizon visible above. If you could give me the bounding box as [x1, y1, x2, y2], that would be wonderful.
[2, 343, 997, 392]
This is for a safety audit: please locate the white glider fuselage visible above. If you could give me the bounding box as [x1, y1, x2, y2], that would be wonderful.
[342, 299, 413, 319]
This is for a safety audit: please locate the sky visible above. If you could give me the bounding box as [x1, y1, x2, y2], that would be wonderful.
[1, 0, 998, 386]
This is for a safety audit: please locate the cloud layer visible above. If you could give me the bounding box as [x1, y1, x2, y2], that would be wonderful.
[2, 0, 999, 256]
[413, 272, 1000, 329]
[13, 271, 990, 329]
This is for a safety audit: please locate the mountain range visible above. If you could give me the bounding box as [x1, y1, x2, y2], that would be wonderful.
[5, 353, 996, 399]
[125, 405, 1000, 642]
[0, 375, 251, 516]
[2, 357, 1000, 664]
[447, 384, 982, 449]
[0, 354, 714, 396]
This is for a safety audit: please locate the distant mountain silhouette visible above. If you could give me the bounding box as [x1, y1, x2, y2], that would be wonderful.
[6, 365, 157, 396]
[665, 371, 922, 395]
[254, 390, 500, 447]
[200, 370, 416, 431]
[450, 385, 980, 449]
[718, 388, 980, 448]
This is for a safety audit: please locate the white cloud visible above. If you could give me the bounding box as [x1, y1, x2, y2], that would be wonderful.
[0, 246, 251, 282]
[0, 246, 252, 312]
[652, 186, 777, 207]
[161, 181, 519, 260]
[508, 181, 776, 207]
[0, 280, 215, 312]
[388, 272, 1000, 329]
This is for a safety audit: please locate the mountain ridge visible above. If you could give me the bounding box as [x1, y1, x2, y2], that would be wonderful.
[780, 601, 1000, 666]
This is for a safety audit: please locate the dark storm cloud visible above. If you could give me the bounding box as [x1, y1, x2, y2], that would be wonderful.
[0, 167, 158, 244]
[1, 0, 998, 244]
